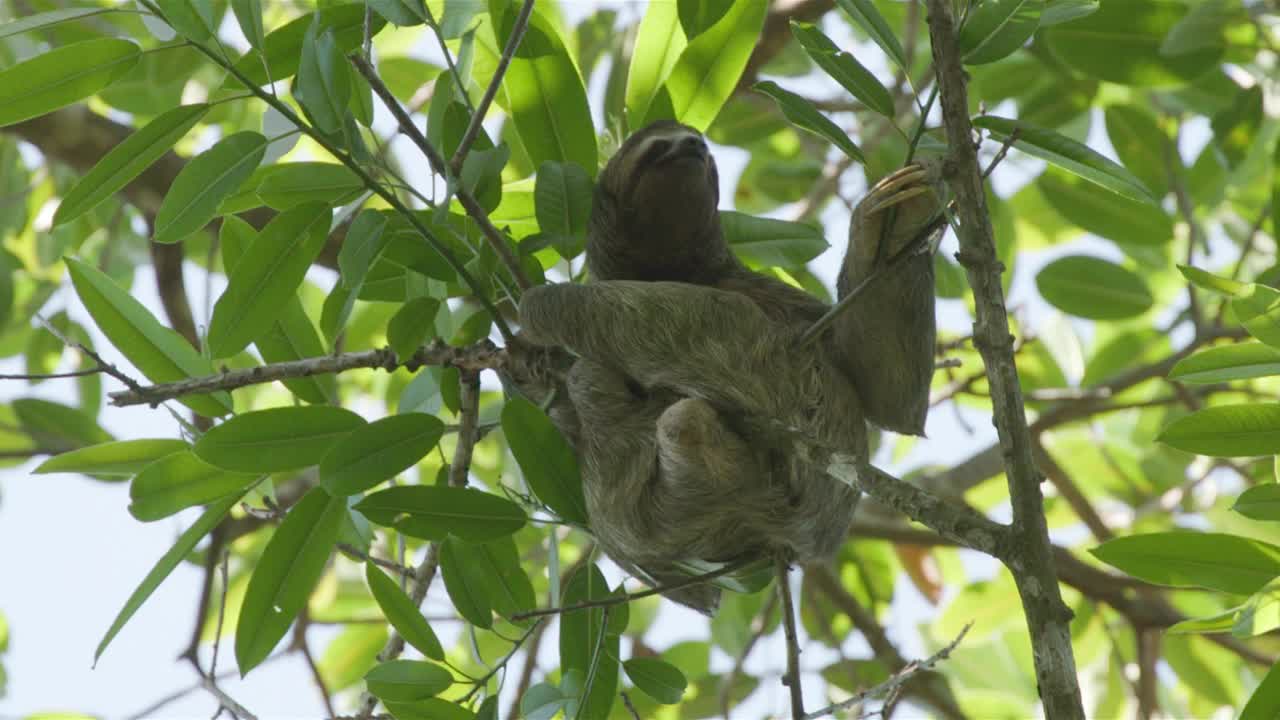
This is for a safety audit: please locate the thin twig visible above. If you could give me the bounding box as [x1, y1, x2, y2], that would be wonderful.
[0, 367, 105, 380]
[109, 340, 503, 407]
[300, 634, 337, 718]
[511, 557, 753, 621]
[209, 551, 230, 679]
[450, 0, 536, 174]
[460, 619, 544, 702]
[776, 557, 805, 719]
[349, 55, 533, 291]
[802, 624, 971, 720]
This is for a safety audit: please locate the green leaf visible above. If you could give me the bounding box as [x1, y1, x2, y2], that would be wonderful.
[387, 298, 440, 362]
[626, 1, 686, 128]
[55, 104, 210, 226]
[207, 202, 330, 358]
[368, 0, 428, 27]
[520, 683, 567, 720]
[34, 438, 187, 477]
[65, 258, 231, 417]
[365, 659, 452, 702]
[959, 0, 1044, 65]
[227, 5, 384, 88]
[1043, 0, 1222, 86]
[973, 115, 1158, 204]
[195, 406, 366, 473]
[1235, 485, 1280, 522]
[624, 658, 688, 704]
[501, 396, 588, 524]
[1103, 104, 1169, 199]
[489, 4, 597, 175]
[0, 38, 140, 128]
[835, 0, 907, 70]
[153, 131, 267, 244]
[129, 450, 258, 522]
[1040, 0, 1098, 26]
[1158, 403, 1280, 458]
[1232, 284, 1280, 349]
[320, 413, 444, 496]
[1169, 344, 1280, 385]
[1036, 170, 1171, 247]
[339, 210, 391, 288]
[1241, 657, 1280, 720]
[1178, 264, 1246, 296]
[754, 81, 863, 163]
[560, 565, 623, 719]
[355, 486, 527, 542]
[1035, 256, 1153, 320]
[471, 535, 536, 621]
[534, 161, 592, 247]
[0, 8, 116, 40]
[439, 536, 494, 628]
[296, 18, 351, 134]
[1092, 532, 1280, 595]
[653, 1, 768, 131]
[385, 698, 478, 720]
[95, 492, 241, 663]
[721, 211, 829, 267]
[231, 0, 265, 51]
[154, 0, 216, 41]
[13, 398, 111, 450]
[235, 487, 346, 673]
[790, 22, 893, 118]
[220, 217, 335, 405]
[252, 162, 363, 209]
[1168, 608, 1238, 635]
[365, 563, 444, 661]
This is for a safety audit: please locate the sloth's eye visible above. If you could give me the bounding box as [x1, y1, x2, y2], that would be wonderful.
[640, 139, 672, 165]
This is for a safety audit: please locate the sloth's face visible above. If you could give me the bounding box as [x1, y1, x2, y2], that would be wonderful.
[608, 121, 720, 225]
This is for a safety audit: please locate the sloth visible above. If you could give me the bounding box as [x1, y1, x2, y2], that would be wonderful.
[517, 121, 941, 612]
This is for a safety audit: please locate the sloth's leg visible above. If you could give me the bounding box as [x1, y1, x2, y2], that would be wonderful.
[835, 163, 942, 436]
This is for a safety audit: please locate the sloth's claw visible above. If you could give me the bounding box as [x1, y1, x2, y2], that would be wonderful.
[866, 185, 928, 216]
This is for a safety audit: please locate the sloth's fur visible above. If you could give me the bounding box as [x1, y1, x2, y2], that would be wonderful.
[517, 121, 940, 612]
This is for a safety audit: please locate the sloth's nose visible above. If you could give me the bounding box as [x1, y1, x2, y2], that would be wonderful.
[679, 134, 708, 159]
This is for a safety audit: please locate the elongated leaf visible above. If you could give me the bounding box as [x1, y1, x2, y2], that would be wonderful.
[227, 5, 384, 88]
[790, 22, 893, 118]
[472, 536, 535, 621]
[387, 298, 440, 362]
[236, 487, 346, 673]
[220, 217, 334, 404]
[754, 81, 863, 163]
[626, 1, 687, 128]
[96, 493, 241, 662]
[1232, 284, 1280, 349]
[534, 161, 592, 249]
[296, 19, 351, 134]
[502, 396, 588, 524]
[130, 450, 258, 522]
[560, 566, 623, 719]
[385, 698, 478, 720]
[231, 0, 265, 51]
[1037, 170, 1171, 247]
[368, 0, 428, 27]
[835, 0, 907, 70]
[1241, 656, 1280, 720]
[1158, 403, 1280, 458]
[34, 438, 187, 477]
[1041, 0, 1098, 26]
[1178, 264, 1246, 296]
[624, 658, 688, 704]
[1044, 0, 1222, 87]
[655, 0, 767, 131]
[0, 38, 140, 128]
[974, 115, 1158, 205]
[155, 0, 215, 41]
[55, 104, 210, 226]
[339, 210, 391, 288]
[959, 0, 1044, 65]
[1092, 532, 1280, 595]
[721, 211, 828, 267]
[439, 536, 495, 628]
[207, 202, 330, 358]
[1103, 104, 1169, 199]
[365, 563, 444, 660]
[365, 659, 452, 702]
[65, 258, 231, 417]
[195, 406, 366, 473]
[489, 4, 597, 175]
[1169, 344, 1280, 385]
[154, 131, 266, 244]
[1035, 256, 1153, 320]
[16, 400, 109, 451]
[252, 162, 363, 210]
[1168, 608, 1238, 635]
[320, 413, 444, 495]
[1234, 485, 1280, 522]
[355, 486, 527, 541]
[0, 8, 115, 39]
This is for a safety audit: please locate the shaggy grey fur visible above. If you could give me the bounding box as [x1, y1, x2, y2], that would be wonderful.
[517, 121, 940, 612]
